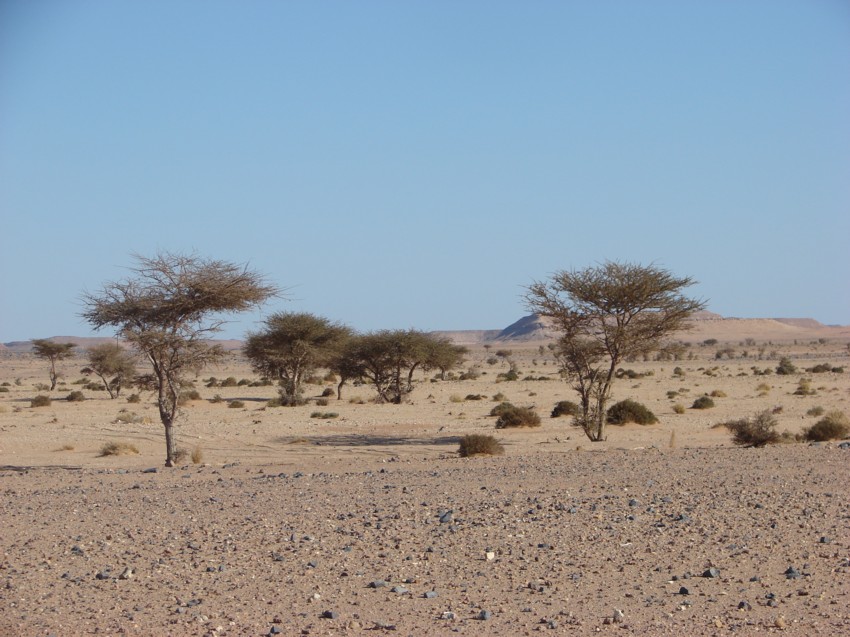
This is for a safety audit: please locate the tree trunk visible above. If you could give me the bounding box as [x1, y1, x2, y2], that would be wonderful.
[163, 417, 177, 467]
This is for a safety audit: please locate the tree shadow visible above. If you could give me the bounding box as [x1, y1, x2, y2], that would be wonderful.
[273, 434, 461, 447]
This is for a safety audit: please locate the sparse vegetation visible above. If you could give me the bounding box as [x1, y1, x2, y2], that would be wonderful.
[495, 405, 541, 429]
[806, 406, 825, 417]
[31, 339, 77, 390]
[458, 434, 504, 457]
[99, 441, 140, 456]
[691, 396, 715, 410]
[803, 411, 849, 442]
[82, 343, 137, 398]
[310, 411, 339, 419]
[66, 390, 85, 402]
[776, 357, 797, 375]
[126, 393, 141, 404]
[606, 399, 658, 425]
[228, 400, 245, 408]
[672, 403, 685, 414]
[551, 400, 579, 418]
[709, 389, 727, 398]
[191, 446, 205, 464]
[31, 394, 52, 407]
[793, 379, 816, 396]
[724, 410, 781, 447]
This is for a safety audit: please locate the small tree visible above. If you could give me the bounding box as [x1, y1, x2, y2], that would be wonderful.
[343, 329, 457, 403]
[526, 261, 705, 442]
[83, 342, 137, 398]
[422, 337, 468, 380]
[81, 252, 277, 466]
[31, 339, 77, 390]
[244, 312, 352, 406]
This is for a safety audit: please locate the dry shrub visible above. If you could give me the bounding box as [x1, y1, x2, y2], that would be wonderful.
[458, 434, 505, 457]
[803, 411, 849, 442]
[806, 406, 825, 417]
[172, 448, 188, 464]
[449, 394, 464, 403]
[710, 390, 727, 398]
[66, 390, 86, 402]
[126, 393, 141, 403]
[489, 402, 515, 417]
[691, 396, 715, 410]
[310, 411, 339, 419]
[228, 400, 245, 408]
[315, 398, 329, 406]
[55, 443, 75, 451]
[191, 446, 204, 464]
[31, 395, 51, 407]
[606, 399, 658, 425]
[551, 400, 579, 418]
[724, 410, 781, 447]
[672, 403, 685, 414]
[491, 392, 507, 402]
[495, 405, 541, 429]
[99, 441, 140, 456]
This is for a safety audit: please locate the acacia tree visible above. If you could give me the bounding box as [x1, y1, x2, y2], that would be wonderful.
[244, 312, 352, 405]
[526, 261, 705, 442]
[422, 337, 468, 381]
[344, 329, 461, 403]
[83, 342, 137, 398]
[81, 252, 277, 466]
[31, 339, 76, 390]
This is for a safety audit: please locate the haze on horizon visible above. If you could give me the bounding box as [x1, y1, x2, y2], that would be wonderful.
[1, 1, 848, 342]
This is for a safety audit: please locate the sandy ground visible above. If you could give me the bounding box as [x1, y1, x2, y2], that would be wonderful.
[1, 335, 849, 636]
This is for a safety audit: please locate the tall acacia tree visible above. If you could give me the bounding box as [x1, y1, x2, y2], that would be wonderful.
[526, 261, 705, 442]
[31, 339, 77, 390]
[81, 252, 278, 466]
[244, 312, 352, 405]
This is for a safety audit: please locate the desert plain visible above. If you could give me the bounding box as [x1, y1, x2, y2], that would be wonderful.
[1, 316, 849, 636]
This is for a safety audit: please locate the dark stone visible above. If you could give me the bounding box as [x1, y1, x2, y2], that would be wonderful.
[703, 568, 721, 578]
[478, 610, 492, 620]
[679, 586, 690, 595]
[424, 590, 438, 599]
[321, 610, 338, 619]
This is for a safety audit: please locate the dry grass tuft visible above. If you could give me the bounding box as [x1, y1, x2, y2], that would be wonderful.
[191, 445, 204, 464]
[55, 443, 75, 452]
[458, 434, 505, 457]
[99, 441, 140, 456]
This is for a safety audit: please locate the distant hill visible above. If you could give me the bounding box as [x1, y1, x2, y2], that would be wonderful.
[5, 313, 849, 352]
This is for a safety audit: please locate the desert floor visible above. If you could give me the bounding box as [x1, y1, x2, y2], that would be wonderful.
[1, 336, 849, 636]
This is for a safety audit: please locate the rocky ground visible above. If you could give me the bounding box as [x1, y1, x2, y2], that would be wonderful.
[1, 337, 849, 636]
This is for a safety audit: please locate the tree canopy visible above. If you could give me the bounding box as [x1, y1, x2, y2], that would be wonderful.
[81, 251, 277, 466]
[31, 338, 76, 390]
[526, 261, 705, 441]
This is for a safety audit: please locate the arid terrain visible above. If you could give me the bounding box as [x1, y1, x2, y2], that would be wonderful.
[1, 317, 849, 636]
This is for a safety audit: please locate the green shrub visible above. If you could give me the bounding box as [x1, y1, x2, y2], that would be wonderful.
[776, 357, 796, 375]
[723, 410, 781, 447]
[31, 395, 51, 407]
[205, 377, 220, 387]
[803, 411, 849, 442]
[551, 400, 579, 418]
[310, 411, 339, 419]
[179, 389, 202, 404]
[491, 392, 507, 402]
[497, 370, 519, 382]
[691, 396, 715, 410]
[0, 386, 9, 393]
[458, 434, 504, 457]
[66, 390, 85, 402]
[673, 367, 685, 377]
[495, 405, 541, 429]
[606, 399, 659, 425]
[220, 377, 238, 387]
[228, 400, 245, 408]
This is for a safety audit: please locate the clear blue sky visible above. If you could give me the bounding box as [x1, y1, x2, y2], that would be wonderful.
[2, 1, 848, 342]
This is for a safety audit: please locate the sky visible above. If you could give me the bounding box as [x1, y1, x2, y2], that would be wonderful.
[1, 1, 848, 342]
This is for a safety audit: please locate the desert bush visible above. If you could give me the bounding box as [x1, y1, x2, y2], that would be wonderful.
[458, 434, 505, 457]
[497, 370, 519, 382]
[793, 379, 815, 396]
[803, 411, 849, 442]
[66, 390, 85, 402]
[673, 367, 685, 377]
[459, 369, 480, 381]
[710, 390, 727, 398]
[209, 394, 224, 404]
[489, 401, 515, 417]
[172, 448, 188, 464]
[0, 386, 8, 393]
[465, 394, 484, 401]
[320, 387, 335, 397]
[205, 377, 220, 387]
[98, 441, 140, 456]
[228, 400, 245, 408]
[266, 397, 283, 407]
[606, 399, 659, 425]
[616, 368, 651, 379]
[348, 396, 365, 404]
[191, 446, 204, 464]
[495, 405, 541, 429]
[691, 396, 715, 410]
[776, 357, 796, 375]
[31, 395, 51, 407]
[806, 406, 825, 417]
[449, 394, 464, 403]
[126, 393, 141, 404]
[34, 383, 51, 392]
[551, 400, 579, 418]
[178, 389, 202, 405]
[724, 410, 781, 447]
[666, 390, 679, 399]
[672, 403, 686, 414]
[756, 382, 771, 392]
[220, 377, 238, 387]
[806, 363, 844, 374]
[315, 398, 329, 406]
[492, 392, 507, 402]
[310, 411, 339, 419]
